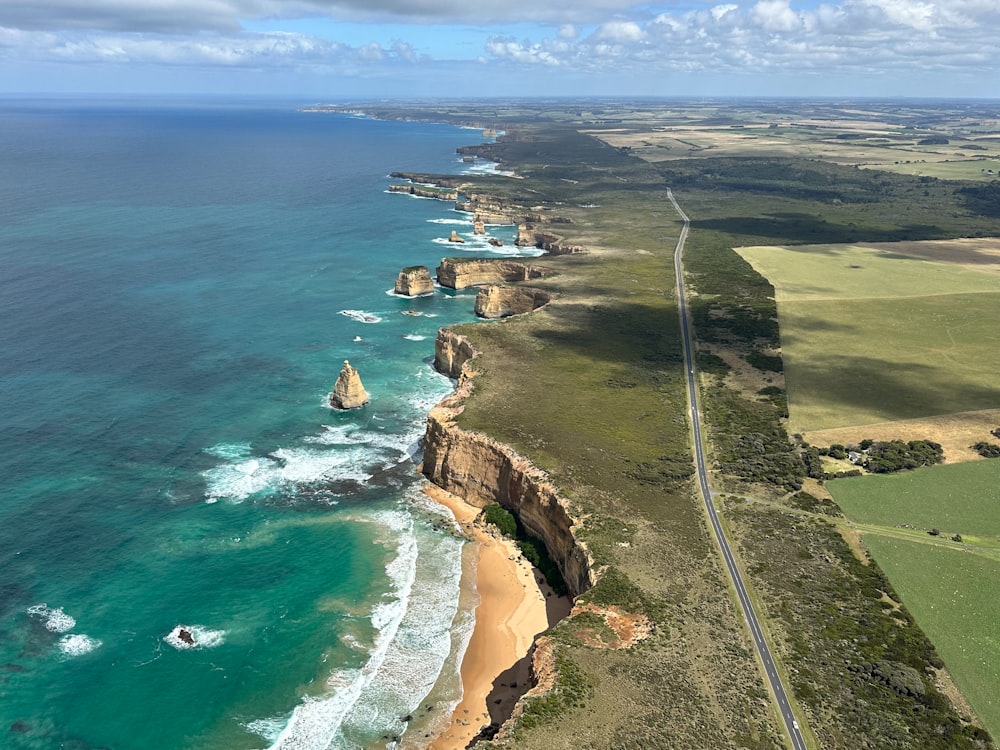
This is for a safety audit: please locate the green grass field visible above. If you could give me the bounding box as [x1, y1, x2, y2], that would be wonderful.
[829, 462, 1000, 740]
[829, 459, 1000, 539]
[737, 244, 1000, 431]
[868, 159, 1000, 181]
[859, 536, 1000, 740]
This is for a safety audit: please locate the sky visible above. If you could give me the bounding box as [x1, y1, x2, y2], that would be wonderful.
[0, 0, 997, 99]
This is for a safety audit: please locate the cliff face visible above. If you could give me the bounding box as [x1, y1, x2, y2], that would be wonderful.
[436, 258, 549, 290]
[387, 183, 458, 201]
[422, 330, 596, 598]
[394, 266, 434, 296]
[329, 360, 369, 409]
[433, 327, 479, 379]
[474, 285, 553, 319]
[515, 226, 584, 255]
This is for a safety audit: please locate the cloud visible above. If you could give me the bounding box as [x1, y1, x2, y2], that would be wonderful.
[0, 27, 423, 70]
[0, 0, 661, 34]
[482, 0, 1000, 81]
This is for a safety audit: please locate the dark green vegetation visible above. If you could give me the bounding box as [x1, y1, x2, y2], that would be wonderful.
[726, 500, 991, 749]
[828, 460, 1000, 739]
[482, 503, 568, 596]
[329, 99, 997, 748]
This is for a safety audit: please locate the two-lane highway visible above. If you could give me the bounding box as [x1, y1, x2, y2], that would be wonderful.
[667, 189, 808, 750]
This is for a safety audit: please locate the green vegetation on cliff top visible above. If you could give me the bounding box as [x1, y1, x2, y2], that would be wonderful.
[352, 99, 999, 749]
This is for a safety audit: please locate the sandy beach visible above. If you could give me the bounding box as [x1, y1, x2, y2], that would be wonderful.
[418, 483, 571, 750]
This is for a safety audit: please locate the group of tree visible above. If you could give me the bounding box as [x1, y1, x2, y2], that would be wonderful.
[801, 438, 944, 478]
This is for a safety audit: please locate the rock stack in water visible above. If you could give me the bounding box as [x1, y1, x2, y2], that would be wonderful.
[447, 230, 465, 243]
[394, 266, 434, 296]
[329, 360, 369, 409]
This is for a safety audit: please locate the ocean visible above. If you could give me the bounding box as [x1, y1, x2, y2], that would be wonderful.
[0, 98, 536, 749]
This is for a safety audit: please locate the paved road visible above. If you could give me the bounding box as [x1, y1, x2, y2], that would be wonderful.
[667, 189, 808, 750]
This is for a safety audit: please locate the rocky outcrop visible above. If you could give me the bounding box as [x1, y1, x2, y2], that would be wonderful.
[488, 238, 504, 247]
[515, 225, 584, 255]
[447, 230, 465, 244]
[329, 360, 369, 409]
[387, 183, 458, 201]
[436, 258, 550, 290]
[474, 285, 553, 319]
[473, 218, 486, 235]
[422, 331, 596, 598]
[388, 172, 463, 189]
[433, 328, 480, 380]
[394, 266, 434, 296]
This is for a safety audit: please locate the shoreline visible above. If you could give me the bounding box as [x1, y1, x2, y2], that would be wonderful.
[414, 483, 571, 749]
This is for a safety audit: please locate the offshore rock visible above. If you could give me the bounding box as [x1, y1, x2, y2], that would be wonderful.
[436, 258, 550, 290]
[329, 360, 369, 410]
[488, 238, 504, 247]
[394, 266, 434, 296]
[473, 218, 486, 235]
[447, 230, 465, 244]
[474, 285, 553, 319]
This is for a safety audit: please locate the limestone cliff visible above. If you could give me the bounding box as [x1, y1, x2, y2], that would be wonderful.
[387, 183, 458, 201]
[329, 360, 369, 410]
[515, 225, 584, 255]
[433, 328, 480, 380]
[436, 258, 550, 290]
[474, 285, 553, 319]
[422, 330, 596, 598]
[394, 266, 434, 296]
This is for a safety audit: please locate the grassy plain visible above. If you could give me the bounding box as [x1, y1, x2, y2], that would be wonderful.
[332, 99, 1000, 749]
[859, 536, 1000, 740]
[829, 459, 1000, 539]
[736, 243, 1000, 432]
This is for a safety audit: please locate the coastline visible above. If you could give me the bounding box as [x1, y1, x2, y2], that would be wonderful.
[414, 483, 571, 749]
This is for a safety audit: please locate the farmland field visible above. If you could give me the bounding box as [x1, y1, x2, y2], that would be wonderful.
[852, 535, 1000, 740]
[829, 459, 1000, 539]
[737, 242, 1000, 432]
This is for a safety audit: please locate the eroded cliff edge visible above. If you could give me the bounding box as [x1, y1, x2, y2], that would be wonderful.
[421, 328, 597, 599]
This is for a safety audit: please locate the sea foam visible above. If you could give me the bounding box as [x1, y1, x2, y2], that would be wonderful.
[164, 624, 226, 650]
[27, 603, 77, 633]
[58, 633, 102, 657]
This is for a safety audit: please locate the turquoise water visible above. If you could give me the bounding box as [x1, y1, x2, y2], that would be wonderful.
[0, 100, 533, 749]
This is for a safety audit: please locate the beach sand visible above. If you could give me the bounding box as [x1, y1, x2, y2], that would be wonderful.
[419, 483, 571, 750]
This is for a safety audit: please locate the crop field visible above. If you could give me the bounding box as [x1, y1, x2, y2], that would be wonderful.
[853, 535, 1000, 740]
[870, 158, 1000, 181]
[737, 242, 1000, 433]
[828, 460, 1000, 739]
[829, 459, 1000, 539]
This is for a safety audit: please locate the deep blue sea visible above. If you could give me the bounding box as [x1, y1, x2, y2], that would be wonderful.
[0, 98, 534, 749]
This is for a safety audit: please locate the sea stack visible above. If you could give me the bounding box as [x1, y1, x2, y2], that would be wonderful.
[329, 360, 369, 409]
[447, 230, 465, 243]
[394, 266, 434, 296]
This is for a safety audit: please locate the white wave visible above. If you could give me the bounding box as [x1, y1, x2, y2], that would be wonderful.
[270, 447, 374, 485]
[202, 456, 275, 503]
[246, 716, 289, 744]
[353, 336, 363, 342]
[202, 441, 386, 503]
[403, 334, 426, 341]
[331, 501, 467, 747]
[339, 310, 382, 324]
[303, 425, 371, 446]
[205, 442, 253, 461]
[267, 511, 419, 750]
[164, 624, 226, 650]
[27, 604, 76, 633]
[385, 288, 433, 300]
[426, 218, 472, 226]
[58, 633, 102, 657]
